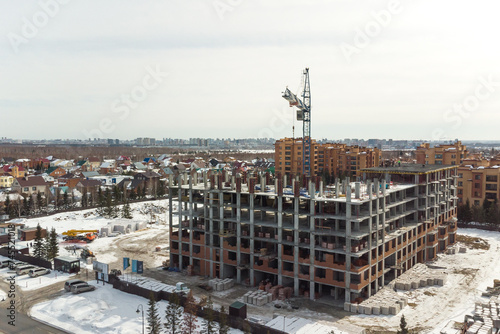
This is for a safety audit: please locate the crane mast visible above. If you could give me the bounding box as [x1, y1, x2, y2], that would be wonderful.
[282, 68, 311, 177]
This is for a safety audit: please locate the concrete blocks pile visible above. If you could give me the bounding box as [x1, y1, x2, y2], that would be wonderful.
[344, 288, 407, 316]
[465, 281, 500, 333]
[208, 278, 234, 291]
[243, 290, 272, 306]
[100, 220, 148, 237]
[459, 247, 467, 253]
[393, 263, 447, 291]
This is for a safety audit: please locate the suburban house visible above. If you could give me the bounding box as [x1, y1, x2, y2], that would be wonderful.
[0, 175, 14, 188]
[134, 171, 160, 195]
[88, 157, 101, 170]
[1, 165, 27, 178]
[11, 176, 49, 196]
[45, 166, 66, 178]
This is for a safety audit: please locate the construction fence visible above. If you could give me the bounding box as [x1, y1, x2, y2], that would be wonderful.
[109, 275, 287, 334]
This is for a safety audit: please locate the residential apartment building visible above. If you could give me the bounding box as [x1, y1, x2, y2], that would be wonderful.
[168, 164, 457, 303]
[457, 165, 500, 205]
[416, 141, 467, 166]
[275, 138, 380, 178]
[274, 137, 319, 176]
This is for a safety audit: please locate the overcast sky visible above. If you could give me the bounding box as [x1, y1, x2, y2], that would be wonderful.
[1, 0, 499, 141]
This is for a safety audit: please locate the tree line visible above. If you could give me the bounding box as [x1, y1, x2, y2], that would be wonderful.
[32, 223, 59, 261]
[457, 198, 500, 225]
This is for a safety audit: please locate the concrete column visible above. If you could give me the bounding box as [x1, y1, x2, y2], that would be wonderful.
[277, 195, 283, 286]
[209, 191, 214, 277]
[219, 191, 224, 278]
[367, 179, 374, 296]
[345, 186, 352, 302]
[188, 177, 194, 265]
[293, 193, 299, 297]
[309, 183, 316, 300]
[249, 194, 255, 286]
[236, 192, 241, 283]
[319, 180, 323, 197]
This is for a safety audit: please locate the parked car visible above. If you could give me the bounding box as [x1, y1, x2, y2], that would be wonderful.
[0, 260, 15, 268]
[28, 268, 51, 277]
[16, 265, 36, 276]
[71, 283, 96, 294]
[5, 261, 26, 269]
[64, 279, 86, 292]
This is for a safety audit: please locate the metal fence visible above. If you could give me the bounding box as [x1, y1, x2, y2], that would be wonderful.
[110, 276, 287, 334]
[0, 247, 52, 269]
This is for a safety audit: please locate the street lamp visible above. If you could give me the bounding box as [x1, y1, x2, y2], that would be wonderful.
[136, 304, 144, 334]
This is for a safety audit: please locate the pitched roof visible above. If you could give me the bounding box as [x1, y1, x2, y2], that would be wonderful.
[88, 157, 100, 162]
[14, 176, 47, 187]
[77, 179, 101, 187]
[82, 171, 99, 178]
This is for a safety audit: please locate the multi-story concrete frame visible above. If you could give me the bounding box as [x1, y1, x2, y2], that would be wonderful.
[168, 165, 457, 303]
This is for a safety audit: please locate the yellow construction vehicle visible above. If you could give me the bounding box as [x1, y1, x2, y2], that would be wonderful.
[62, 230, 99, 242]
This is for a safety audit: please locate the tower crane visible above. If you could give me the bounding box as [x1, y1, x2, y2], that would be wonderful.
[282, 68, 311, 177]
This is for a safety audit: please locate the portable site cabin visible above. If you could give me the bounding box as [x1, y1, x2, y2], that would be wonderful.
[54, 256, 80, 273]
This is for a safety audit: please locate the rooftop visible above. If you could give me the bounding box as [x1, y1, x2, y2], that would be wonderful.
[360, 164, 456, 175]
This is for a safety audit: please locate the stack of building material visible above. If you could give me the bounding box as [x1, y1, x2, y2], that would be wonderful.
[208, 278, 234, 291]
[243, 290, 272, 306]
[463, 280, 500, 333]
[393, 263, 447, 291]
[344, 288, 407, 316]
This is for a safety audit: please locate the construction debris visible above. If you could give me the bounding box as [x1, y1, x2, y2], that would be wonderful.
[463, 280, 500, 334]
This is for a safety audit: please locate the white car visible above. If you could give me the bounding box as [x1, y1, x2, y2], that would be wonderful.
[28, 268, 51, 277]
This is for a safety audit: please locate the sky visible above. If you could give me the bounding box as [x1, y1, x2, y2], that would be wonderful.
[0, 0, 499, 141]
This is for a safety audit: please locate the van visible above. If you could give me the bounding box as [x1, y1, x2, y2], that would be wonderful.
[28, 268, 51, 277]
[71, 283, 96, 294]
[64, 279, 86, 292]
[16, 265, 36, 276]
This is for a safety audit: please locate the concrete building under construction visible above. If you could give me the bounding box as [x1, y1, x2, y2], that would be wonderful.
[168, 164, 458, 303]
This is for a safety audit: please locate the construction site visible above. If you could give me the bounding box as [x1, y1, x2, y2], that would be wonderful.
[167, 163, 458, 306]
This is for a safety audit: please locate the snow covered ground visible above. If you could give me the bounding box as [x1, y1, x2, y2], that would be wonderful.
[31, 280, 243, 334]
[338, 228, 500, 333]
[0, 288, 6, 301]
[0, 255, 75, 291]
[266, 315, 348, 334]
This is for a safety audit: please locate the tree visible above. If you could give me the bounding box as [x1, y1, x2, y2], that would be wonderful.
[202, 297, 216, 334]
[103, 189, 118, 218]
[63, 191, 69, 210]
[121, 202, 133, 219]
[157, 180, 166, 198]
[218, 306, 229, 334]
[36, 192, 44, 213]
[23, 196, 30, 216]
[182, 291, 199, 334]
[46, 227, 59, 260]
[396, 314, 409, 334]
[96, 187, 105, 215]
[165, 293, 183, 334]
[4, 195, 11, 217]
[42, 232, 50, 260]
[33, 223, 44, 258]
[146, 292, 162, 334]
[141, 185, 147, 199]
[81, 189, 88, 208]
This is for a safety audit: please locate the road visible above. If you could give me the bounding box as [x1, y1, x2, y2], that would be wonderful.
[0, 311, 69, 334]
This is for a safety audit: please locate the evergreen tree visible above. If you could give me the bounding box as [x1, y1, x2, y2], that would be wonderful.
[165, 293, 183, 334]
[141, 185, 147, 198]
[202, 297, 216, 334]
[157, 181, 166, 198]
[28, 196, 34, 215]
[146, 292, 162, 334]
[81, 190, 88, 208]
[43, 232, 50, 259]
[104, 189, 118, 218]
[218, 306, 229, 334]
[33, 223, 44, 258]
[63, 191, 69, 210]
[4, 195, 11, 217]
[36, 192, 44, 213]
[182, 291, 199, 334]
[23, 196, 29, 216]
[46, 227, 59, 260]
[121, 202, 133, 219]
[463, 199, 472, 223]
[396, 315, 409, 334]
[96, 187, 105, 215]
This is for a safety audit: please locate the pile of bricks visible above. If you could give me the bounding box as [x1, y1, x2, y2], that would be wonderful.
[208, 278, 234, 291]
[243, 290, 273, 306]
[393, 263, 446, 291]
[344, 288, 408, 315]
